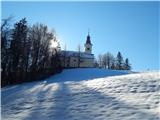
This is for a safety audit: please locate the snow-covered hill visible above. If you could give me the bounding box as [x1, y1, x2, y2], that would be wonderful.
[1, 68, 160, 120]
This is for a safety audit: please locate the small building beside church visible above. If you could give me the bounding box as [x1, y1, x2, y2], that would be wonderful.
[59, 33, 94, 68]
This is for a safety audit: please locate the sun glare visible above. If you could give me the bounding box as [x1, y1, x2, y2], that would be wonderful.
[50, 40, 58, 48]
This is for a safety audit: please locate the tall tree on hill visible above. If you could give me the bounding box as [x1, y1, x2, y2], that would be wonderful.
[49, 32, 62, 74]
[105, 52, 115, 69]
[29, 23, 52, 77]
[29, 24, 40, 74]
[1, 16, 13, 86]
[109, 54, 116, 70]
[29, 23, 62, 79]
[102, 54, 107, 68]
[116, 51, 124, 70]
[9, 18, 29, 83]
[124, 58, 131, 70]
[98, 54, 103, 68]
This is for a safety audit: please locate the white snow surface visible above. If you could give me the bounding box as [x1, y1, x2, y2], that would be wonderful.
[1, 68, 160, 120]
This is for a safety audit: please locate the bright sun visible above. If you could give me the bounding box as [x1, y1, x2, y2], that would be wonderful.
[50, 40, 58, 48]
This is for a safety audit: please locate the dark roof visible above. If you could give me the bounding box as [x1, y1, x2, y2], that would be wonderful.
[86, 34, 92, 45]
[59, 50, 94, 59]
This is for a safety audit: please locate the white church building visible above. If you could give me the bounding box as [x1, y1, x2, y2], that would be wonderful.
[59, 33, 94, 68]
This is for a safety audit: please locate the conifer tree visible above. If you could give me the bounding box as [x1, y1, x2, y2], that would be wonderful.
[116, 52, 124, 70]
[10, 18, 29, 83]
[124, 58, 131, 70]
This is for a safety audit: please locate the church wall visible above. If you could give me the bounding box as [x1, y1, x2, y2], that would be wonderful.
[60, 56, 94, 68]
[69, 57, 79, 68]
[80, 58, 94, 68]
[60, 57, 70, 68]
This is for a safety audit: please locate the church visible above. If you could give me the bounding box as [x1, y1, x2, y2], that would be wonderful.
[59, 33, 94, 68]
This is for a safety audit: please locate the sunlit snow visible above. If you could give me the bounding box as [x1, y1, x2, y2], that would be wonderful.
[2, 68, 160, 120]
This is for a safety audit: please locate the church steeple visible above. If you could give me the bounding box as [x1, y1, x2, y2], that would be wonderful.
[85, 31, 92, 54]
[86, 34, 91, 45]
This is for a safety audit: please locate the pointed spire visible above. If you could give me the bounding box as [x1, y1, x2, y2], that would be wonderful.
[86, 29, 91, 45]
[88, 28, 90, 36]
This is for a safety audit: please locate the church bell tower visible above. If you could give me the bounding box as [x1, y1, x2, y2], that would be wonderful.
[84, 32, 92, 54]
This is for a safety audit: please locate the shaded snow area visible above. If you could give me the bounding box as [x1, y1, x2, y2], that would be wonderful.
[2, 68, 160, 120]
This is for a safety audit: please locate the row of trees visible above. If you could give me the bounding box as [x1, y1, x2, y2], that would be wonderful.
[95, 52, 131, 70]
[1, 17, 62, 87]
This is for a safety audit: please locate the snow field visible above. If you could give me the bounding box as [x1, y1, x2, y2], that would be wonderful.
[1, 68, 160, 120]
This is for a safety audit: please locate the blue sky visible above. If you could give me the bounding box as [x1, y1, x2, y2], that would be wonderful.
[2, 1, 159, 71]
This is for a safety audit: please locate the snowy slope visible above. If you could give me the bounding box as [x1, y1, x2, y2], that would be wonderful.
[1, 68, 160, 120]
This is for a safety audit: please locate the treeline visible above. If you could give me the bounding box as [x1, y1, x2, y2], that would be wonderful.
[1, 17, 62, 87]
[95, 52, 131, 70]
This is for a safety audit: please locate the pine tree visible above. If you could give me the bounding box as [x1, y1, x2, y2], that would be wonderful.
[10, 18, 29, 83]
[116, 52, 124, 70]
[124, 58, 131, 70]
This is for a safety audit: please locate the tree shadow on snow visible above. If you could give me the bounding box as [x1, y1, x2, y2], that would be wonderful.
[3, 81, 158, 120]
[23, 82, 159, 120]
[22, 83, 72, 120]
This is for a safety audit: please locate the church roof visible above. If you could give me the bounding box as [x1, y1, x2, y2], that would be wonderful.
[59, 50, 94, 59]
[86, 34, 92, 45]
